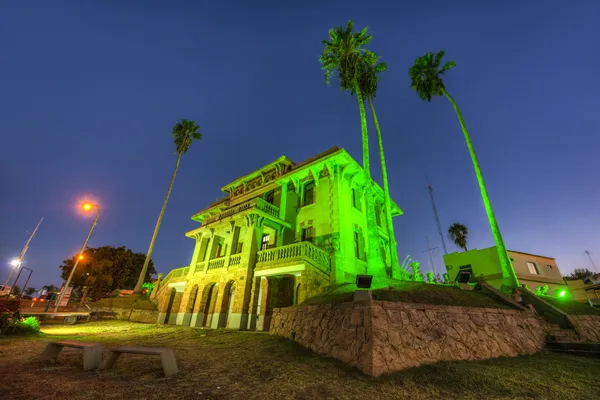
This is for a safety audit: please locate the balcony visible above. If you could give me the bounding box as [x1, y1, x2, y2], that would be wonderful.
[256, 241, 330, 275]
[202, 197, 281, 226]
[194, 253, 244, 274]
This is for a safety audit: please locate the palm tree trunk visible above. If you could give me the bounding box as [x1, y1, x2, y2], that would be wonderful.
[442, 89, 519, 289]
[133, 154, 182, 294]
[354, 83, 388, 287]
[368, 96, 401, 279]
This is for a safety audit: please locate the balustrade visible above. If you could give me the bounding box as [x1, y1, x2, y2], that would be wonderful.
[202, 197, 280, 225]
[256, 241, 330, 274]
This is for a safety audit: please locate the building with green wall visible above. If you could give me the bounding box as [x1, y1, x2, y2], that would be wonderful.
[444, 247, 568, 295]
[153, 146, 403, 330]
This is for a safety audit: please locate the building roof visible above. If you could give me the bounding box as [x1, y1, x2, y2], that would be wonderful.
[190, 146, 403, 223]
[507, 249, 555, 260]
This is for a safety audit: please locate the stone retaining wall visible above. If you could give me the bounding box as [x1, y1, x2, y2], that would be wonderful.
[79, 306, 159, 324]
[569, 315, 600, 342]
[270, 301, 549, 376]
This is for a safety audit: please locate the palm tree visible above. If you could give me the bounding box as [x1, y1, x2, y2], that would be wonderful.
[448, 223, 469, 252]
[356, 58, 402, 279]
[133, 120, 202, 294]
[320, 21, 387, 285]
[409, 51, 518, 288]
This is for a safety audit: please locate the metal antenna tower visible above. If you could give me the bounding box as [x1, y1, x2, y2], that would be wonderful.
[584, 250, 598, 273]
[421, 236, 440, 275]
[427, 176, 448, 255]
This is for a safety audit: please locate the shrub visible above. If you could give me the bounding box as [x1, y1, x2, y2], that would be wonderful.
[110, 289, 121, 298]
[15, 316, 40, 334]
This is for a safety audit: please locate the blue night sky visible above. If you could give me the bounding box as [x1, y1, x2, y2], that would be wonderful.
[1, 1, 599, 290]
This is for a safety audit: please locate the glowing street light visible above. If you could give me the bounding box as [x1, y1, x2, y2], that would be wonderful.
[54, 202, 100, 312]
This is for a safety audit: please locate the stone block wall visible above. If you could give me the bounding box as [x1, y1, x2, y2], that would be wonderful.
[82, 306, 159, 324]
[270, 301, 550, 376]
[569, 315, 600, 342]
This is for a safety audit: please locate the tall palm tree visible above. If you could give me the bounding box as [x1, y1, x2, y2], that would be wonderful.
[409, 51, 518, 288]
[356, 59, 402, 279]
[448, 223, 469, 252]
[319, 21, 387, 285]
[133, 120, 202, 294]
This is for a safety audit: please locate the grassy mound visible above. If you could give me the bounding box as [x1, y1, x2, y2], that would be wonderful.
[89, 295, 157, 311]
[541, 296, 600, 316]
[302, 281, 513, 309]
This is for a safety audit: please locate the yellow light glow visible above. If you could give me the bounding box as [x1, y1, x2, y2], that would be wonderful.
[78, 255, 84, 260]
[82, 203, 92, 211]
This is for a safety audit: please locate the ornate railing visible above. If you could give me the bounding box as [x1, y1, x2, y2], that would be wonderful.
[256, 241, 330, 274]
[255, 197, 279, 218]
[195, 261, 206, 275]
[229, 254, 242, 266]
[207, 257, 227, 271]
[202, 197, 280, 225]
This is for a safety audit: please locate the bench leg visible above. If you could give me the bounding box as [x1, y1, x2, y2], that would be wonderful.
[82, 346, 103, 370]
[98, 351, 121, 371]
[160, 350, 179, 377]
[40, 343, 63, 362]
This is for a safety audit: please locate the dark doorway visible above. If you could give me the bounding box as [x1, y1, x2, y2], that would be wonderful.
[164, 288, 177, 324]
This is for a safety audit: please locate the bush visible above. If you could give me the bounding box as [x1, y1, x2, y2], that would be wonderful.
[110, 289, 121, 298]
[15, 316, 40, 334]
[0, 311, 15, 334]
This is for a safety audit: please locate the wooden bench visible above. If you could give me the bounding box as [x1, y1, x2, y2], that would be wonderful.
[99, 346, 178, 377]
[40, 341, 103, 370]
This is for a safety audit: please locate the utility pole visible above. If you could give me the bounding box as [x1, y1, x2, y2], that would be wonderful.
[4, 218, 43, 287]
[427, 177, 448, 255]
[584, 250, 598, 273]
[421, 236, 440, 275]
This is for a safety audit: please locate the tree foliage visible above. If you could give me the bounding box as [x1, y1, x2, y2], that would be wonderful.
[448, 223, 469, 252]
[60, 246, 155, 300]
[409, 50, 456, 102]
[564, 268, 594, 280]
[173, 119, 202, 155]
[23, 287, 36, 296]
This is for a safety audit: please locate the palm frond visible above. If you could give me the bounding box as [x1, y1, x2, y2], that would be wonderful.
[408, 50, 455, 102]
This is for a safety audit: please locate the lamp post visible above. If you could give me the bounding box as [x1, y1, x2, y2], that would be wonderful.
[54, 202, 100, 312]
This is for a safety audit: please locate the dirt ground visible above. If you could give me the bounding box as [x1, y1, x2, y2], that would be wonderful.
[1, 320, 599, 400]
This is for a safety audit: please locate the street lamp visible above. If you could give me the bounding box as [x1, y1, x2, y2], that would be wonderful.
[54, 202, 100, 312]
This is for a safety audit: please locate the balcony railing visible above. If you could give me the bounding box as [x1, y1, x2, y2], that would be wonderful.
[202, 197, 280, 225]
[256, 241, 330, 275]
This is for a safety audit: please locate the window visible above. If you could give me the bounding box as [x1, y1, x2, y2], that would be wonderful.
[354, 231, 360, 259]
[546, 264, 553, 269]
[265, 190, 275, 205]
[375, 205, 381, 226]
[237, 242, 243, 254]
[261, 234, 270, 250]
[459, 264, 473, 274]
[301, 227, 314, 243]
[303, 182, 315, 206]
[527, 262, 539, 275]
[510, 258, 514, 262]
[352, 188, 361, 211]
[215, 243, 222, 258]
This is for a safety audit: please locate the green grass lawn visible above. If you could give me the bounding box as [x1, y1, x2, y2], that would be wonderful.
[541, 296, 600, 316]
[302, 281, 513, 309]
[2, 321, 596, 400]
[88, 295, 157, 311]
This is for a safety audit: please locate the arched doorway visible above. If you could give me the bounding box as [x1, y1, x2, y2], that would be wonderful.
[202, 283, 219, 328]
[219, 281, 236, 328]
[187, 285, 199, 326]
[164, 288, 177, 325]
